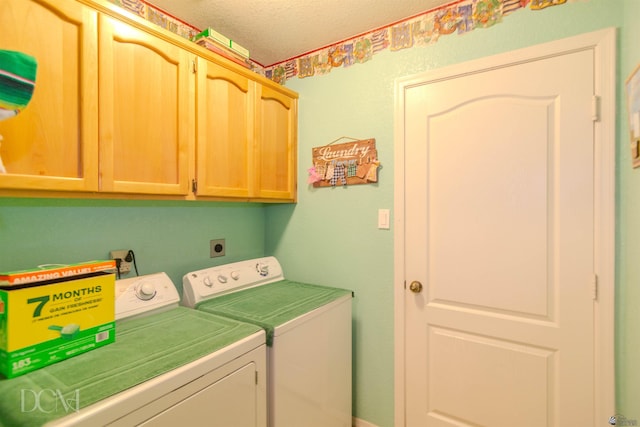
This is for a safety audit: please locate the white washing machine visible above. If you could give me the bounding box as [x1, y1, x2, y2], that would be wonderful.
[0, 272, 267, 427]
[182, 257, 353, 427]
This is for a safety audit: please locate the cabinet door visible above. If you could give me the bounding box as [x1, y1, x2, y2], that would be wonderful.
[0, 0, 98, 192]
[195, 58, 254, 198]
[255, 85, 297, 201]
[99, 14, 191, 195]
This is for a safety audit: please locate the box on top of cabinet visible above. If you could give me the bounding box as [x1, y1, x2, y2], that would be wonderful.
[192, 27, 250, 58]
[0, 270, 116, 378]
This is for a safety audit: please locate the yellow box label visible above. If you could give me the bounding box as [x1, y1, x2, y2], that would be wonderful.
[0, 274, 115, 351]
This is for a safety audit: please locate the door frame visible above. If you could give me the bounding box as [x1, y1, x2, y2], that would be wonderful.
[393, 28, 616, 426]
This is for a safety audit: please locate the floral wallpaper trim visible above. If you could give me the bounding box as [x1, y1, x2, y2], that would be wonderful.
[107, 0, 199, 39]
[264, 0, 572, 85]
[105, 0, 264, 73]
[106, 0, 571, 85]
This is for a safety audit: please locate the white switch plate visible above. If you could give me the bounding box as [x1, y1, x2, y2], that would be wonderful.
[378, 209, 390, 229]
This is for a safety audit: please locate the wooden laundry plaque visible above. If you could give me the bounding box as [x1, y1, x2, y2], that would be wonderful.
[309, 138, 380, 187]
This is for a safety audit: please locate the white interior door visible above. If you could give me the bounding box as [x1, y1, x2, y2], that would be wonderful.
[395, 30, 615, 427]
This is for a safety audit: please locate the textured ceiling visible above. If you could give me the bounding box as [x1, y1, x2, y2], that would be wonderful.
[147, 0, 454, 66]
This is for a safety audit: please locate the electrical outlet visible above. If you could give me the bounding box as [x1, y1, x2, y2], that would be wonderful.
[210, 239, 226, 258]
[110, 249, 132, 274]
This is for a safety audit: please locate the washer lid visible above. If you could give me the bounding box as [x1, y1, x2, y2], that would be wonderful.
[196, 280, 352, 346]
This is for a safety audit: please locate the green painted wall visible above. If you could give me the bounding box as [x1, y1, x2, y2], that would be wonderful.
[0, 199, 266, 293]
[1, 1, 638, 426]
[617, 0, 640, 419]
[266, 1, 637, 425]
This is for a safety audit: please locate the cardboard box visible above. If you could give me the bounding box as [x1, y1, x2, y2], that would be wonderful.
[228, 40, 249, 59]
[0, 260, 116, 286]
[192, 27, 229, 45]
[192, 27, 250, 58]
[195, 39, 251, 68]
[0, 272, 115, 378]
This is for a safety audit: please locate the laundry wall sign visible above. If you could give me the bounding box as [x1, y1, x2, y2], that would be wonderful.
[309, 138, 380, 187]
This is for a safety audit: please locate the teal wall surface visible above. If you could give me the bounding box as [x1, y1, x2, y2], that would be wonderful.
[1, 1, 638, 426]
[618, 0, 640, 419]
[0, 199, 266, 294]
[266, 1, 637, 426]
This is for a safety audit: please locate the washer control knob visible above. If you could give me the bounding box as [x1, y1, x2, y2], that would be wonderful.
[230, 271, 240, 280]
[203, 276, 214, 287]
[256, 263, 269, 277]
[218, 274, 228, 284]
[135, 282, 156, 301]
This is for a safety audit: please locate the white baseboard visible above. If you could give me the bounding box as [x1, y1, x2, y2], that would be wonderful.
[352, 417, 380, 427]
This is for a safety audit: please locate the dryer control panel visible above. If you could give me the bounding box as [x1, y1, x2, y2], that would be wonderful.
[115, 272, 180, 320]
[181, 256, 284, 308]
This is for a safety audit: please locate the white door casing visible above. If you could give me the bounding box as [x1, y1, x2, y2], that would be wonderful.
[394, 28, 615, 426]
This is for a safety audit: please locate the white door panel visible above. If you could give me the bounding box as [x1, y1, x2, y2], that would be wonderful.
[427, 96, 552, 317]
[428, 327, 551, 427]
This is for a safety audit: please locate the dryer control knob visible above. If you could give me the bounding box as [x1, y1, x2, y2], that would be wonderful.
[135, 282, 156, 301]
[203, 276, 214, 287]
[256, 263, 269, 277]
[218, 274, 228, 284]
[230, 271, 240, 280]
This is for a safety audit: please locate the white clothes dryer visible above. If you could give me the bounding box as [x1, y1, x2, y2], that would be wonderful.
[0, 272, 267, 427]
[182, 257, 353, 427]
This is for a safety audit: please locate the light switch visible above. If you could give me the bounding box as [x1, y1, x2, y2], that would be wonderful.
[633, 111, 640, 138]
[378, 209, 390, 229]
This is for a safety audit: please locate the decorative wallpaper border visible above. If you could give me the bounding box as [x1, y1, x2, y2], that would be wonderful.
[106, 0, 264, 74]
[264, 0, 571, 84]
[107, 0, 572, 85]
[107, 0, 199, 40]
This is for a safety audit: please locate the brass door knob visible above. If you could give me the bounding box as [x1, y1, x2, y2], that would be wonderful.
[409, 281, 423, 293]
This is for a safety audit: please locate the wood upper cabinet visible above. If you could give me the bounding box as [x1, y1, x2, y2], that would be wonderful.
[98, 14, 191, 195]
[0, 0, 99, 192]
[195, 58, 298, 202]
[195, 57, 254, 198]
[0, 0, 297, 201]
[255, 85, 298, 201]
